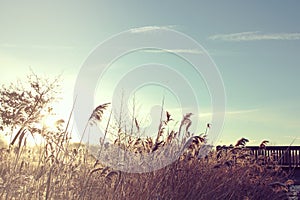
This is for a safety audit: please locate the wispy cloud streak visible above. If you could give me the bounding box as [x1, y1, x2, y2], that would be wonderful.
[209, 31, 300, 41]
[226, 109, 260, 115]
[130, 25, 176, 33]
[0, 43, 74, 50]
[142, 48, 204, 55]
[199, 108, 259, 118]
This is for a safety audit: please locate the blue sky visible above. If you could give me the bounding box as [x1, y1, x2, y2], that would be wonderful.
[0, 1, 299, 146]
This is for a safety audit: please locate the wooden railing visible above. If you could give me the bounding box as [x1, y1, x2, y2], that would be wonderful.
[216, 146, 300, 169]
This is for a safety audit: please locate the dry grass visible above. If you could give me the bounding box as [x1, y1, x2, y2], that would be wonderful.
[0, 148, 291, 200]
[0, 145, 290, 200]
[0, 104, 293, 200]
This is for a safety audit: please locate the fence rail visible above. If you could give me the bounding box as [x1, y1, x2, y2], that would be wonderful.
[216, 146, 300, 169]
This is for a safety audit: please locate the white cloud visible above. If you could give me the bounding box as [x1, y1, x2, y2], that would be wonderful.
[225, 109, 260, 115]
[130, 25, 176, 33]
[209, 31, 300, 41]
[142, 48, 204, 55]
[199, 108, 259, 118]
[0, 43, 74, 50]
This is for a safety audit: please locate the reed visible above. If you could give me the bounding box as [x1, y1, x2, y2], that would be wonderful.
[0, 103, 293, 199]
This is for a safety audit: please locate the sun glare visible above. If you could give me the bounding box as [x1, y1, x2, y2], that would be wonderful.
[43, 115, 58, 129]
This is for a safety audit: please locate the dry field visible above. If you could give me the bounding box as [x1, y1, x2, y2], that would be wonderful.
[0, 74, 295, 199]
[0, 112, 293, 199]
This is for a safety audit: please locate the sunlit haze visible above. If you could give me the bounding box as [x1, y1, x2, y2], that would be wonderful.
[0, 1, 300, 146]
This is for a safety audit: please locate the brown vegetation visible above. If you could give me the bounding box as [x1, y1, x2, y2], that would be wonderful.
[0, 74, 293, 199]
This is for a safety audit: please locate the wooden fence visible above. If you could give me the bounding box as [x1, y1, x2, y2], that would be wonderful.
[216, 146, 300, 169]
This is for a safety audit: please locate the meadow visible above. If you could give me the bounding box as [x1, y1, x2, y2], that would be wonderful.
[0, 112, 293, 200]
[0, 73, 295, 199]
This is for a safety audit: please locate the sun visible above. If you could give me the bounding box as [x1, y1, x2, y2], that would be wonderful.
[43, 115, 60, 129]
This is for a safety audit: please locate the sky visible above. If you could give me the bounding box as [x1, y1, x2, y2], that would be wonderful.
[0, 1, 299, 146]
